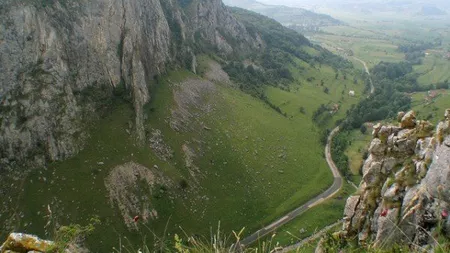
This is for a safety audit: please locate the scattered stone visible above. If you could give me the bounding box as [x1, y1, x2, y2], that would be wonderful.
[170, 79, 216, 132]
[104, 162, 172, 229]
[149, 129, 173, 161]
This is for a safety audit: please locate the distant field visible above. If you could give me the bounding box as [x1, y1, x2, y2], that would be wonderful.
[414, 54, 450, 86]
[310, 15, 450, 73]
[412, 90, 450, 124]
[311, 32, 404, 68]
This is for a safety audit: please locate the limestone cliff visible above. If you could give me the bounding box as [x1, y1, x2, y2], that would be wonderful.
[338, 109, 450, 250]
[0, 0, 261, 170]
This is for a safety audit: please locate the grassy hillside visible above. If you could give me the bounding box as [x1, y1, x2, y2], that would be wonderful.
[0, 7, 365, 252]
[415, 54, 450, 86]
[2, 59, 362, 250]
[259, 182, 355, 247]
[412, 90, 450, 123]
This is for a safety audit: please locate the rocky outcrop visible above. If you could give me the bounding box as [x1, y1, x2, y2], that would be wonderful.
[0, 233, 88, 253]
[339, 110, 450, 250]
[0, 0, 261, 171]
[0, 233, 53, 253]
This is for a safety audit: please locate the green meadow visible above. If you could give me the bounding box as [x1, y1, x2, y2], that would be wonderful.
[311, 32, 404, 68]
[344, 130, 371, 183]
[415, 54, 450, 86]
[412, 90, 450, 124]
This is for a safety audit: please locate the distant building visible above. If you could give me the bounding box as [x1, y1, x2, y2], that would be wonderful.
[349, 90, 355, 97]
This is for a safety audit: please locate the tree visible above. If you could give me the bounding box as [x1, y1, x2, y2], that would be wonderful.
[323, 87, 329, 94]
[360, 124, 367, 134]
[299, 106, 306, 114]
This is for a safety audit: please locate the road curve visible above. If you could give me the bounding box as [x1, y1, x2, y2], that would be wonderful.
[239, 127, 343, 247]
[353, 57, 374, 94]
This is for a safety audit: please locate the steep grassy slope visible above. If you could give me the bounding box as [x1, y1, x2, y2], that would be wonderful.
[2, 63, 361, 250]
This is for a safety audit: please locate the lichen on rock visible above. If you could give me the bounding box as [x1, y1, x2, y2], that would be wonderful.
[338, 110, 450, 250]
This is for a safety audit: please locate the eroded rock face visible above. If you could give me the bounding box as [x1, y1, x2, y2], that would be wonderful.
[104, 162, 173, 229]
[0, 0, 261, 170]
[423, 135, 450, 202]
[340, 110, 450, 249]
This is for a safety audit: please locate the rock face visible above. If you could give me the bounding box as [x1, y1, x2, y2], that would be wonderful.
[340, 110, 450, 250]
[0, 0, 261, 171]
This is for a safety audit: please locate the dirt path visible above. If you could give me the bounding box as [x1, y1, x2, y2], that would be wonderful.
[353, 57, 375, 94]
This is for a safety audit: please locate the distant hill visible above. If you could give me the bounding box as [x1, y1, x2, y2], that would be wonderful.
[283, 0, 450, 17]
[222, 0, 343, 32]
[418, 5, 447, 16]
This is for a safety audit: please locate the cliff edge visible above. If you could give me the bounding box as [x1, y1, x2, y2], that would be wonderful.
[332, 109, 450, 251]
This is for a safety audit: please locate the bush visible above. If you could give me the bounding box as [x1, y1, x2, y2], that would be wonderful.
[179, 179, 189, 190]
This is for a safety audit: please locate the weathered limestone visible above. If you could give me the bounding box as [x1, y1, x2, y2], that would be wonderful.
[340, 110, 450, 250]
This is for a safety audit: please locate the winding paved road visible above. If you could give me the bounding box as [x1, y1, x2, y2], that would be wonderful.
[239, 127, 343, 247]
